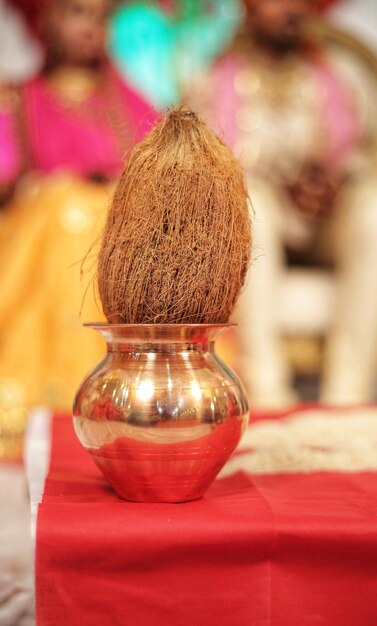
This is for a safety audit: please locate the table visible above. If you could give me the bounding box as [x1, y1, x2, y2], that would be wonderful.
[33, 406, 377, 626]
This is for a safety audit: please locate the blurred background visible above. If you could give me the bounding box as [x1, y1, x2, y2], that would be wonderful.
[0, 0, 376, 423]
[2, 1, 377, 94]
[0, 2, 377, 623]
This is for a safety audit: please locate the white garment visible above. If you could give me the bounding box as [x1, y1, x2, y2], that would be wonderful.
[236, 172, 377, 407]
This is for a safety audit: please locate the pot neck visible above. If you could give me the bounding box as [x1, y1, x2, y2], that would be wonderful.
[85, 323, 233, 353]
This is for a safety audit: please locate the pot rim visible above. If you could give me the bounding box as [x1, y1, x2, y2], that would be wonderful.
[84, 322, 237, 328]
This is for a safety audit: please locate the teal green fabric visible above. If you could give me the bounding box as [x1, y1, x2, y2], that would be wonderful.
[109, 0, 242, 109]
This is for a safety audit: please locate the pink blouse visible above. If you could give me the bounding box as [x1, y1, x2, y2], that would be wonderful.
[0, 64, 158, 184]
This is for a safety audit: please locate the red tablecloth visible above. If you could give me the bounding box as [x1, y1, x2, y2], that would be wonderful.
[36, 410, 377, 626]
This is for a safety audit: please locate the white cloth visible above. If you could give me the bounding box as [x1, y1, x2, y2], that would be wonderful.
[0, 465, 34, 626]
[0, 408, 51, 626]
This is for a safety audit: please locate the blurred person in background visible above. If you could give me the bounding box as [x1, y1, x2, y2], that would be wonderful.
[0, 0, 157, 413]
[0, 3, 156, 622]
[188, 0, 377, 408]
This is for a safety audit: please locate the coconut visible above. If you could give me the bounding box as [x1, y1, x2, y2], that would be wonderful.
[97, 108, 251, 324]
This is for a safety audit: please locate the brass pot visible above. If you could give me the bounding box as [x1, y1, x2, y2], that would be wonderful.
[73, 324, 249, 503]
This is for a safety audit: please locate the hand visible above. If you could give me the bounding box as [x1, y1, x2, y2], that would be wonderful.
[88, 171, 111, 184]
[287, 162, 340, 220]
[0, 183, 15, 208]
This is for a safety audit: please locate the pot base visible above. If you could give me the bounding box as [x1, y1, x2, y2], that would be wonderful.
[76, 412, 248, 503]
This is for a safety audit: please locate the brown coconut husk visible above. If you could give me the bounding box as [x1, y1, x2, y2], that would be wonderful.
[97, 108, 251, 324]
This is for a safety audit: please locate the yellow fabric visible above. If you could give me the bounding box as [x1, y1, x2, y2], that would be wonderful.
[0, 174, 112, 413]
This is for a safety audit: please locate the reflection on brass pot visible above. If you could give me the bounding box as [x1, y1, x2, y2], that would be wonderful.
[73, 324, 249, 503]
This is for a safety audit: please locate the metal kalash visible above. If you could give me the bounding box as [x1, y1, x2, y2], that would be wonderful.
[73, 324, 249, 502]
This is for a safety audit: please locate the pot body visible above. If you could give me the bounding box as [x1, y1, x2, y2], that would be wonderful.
[73, 324, 249, 502]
